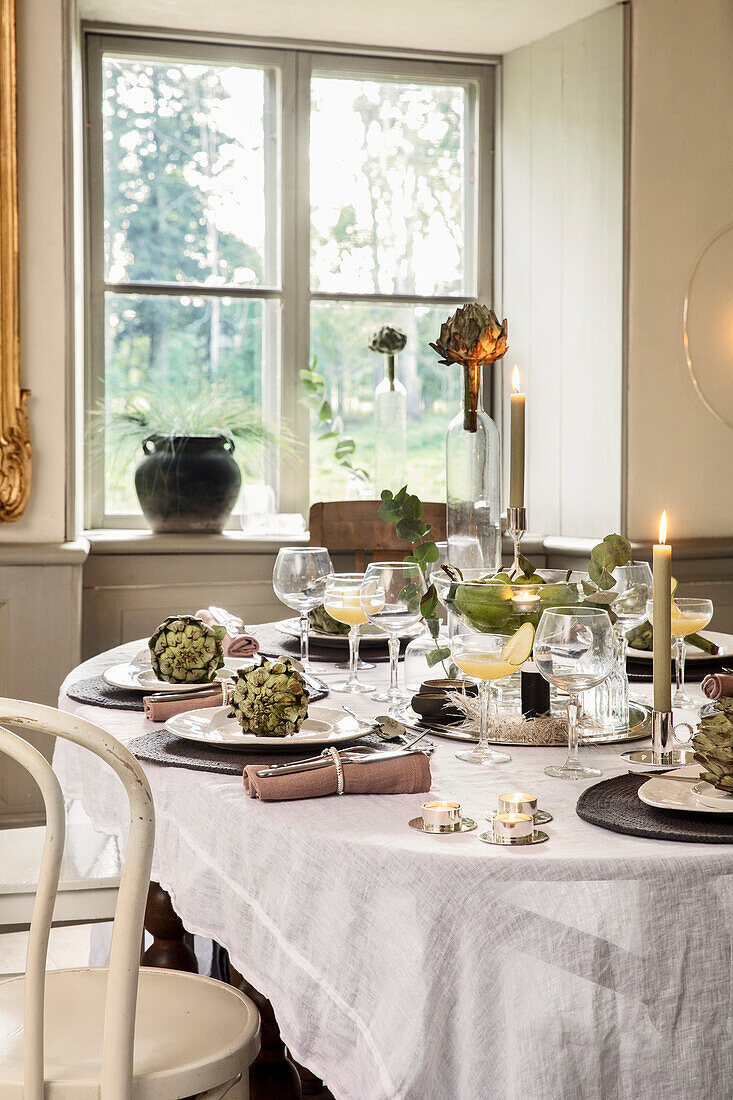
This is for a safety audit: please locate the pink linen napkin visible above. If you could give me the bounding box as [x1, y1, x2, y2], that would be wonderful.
[144, 682, 225, 722]
[196, 607, 260, 660]
[701, 673, 733, 700]
[243, 752, 431, 802]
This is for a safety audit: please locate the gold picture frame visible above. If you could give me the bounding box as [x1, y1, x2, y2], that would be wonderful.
[0, 0, 30, 521]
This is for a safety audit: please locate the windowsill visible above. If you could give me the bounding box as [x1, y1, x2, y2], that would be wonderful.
[85, 529, 309, 555]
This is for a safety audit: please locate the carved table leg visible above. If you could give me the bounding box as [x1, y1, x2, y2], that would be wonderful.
[228, 962, 302, 1100]
[289, 1057, 335, 1100]
[142, 881, 198, 973]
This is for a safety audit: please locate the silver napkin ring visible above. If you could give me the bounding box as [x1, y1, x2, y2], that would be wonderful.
[324, 746, 345, 794]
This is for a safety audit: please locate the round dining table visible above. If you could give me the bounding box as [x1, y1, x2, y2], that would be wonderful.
[55, 626, 733, 1100]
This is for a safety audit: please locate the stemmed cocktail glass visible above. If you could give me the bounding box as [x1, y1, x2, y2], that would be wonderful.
[360, 561, 425, 708]
[449, 633, 526, 766]
[272, 547, 333, 670]
[534, 607, 615, 779]
[323, 573, 371, 694]
[647, 596, 713, 708]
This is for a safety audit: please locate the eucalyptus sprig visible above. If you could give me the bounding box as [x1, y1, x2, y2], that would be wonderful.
[300, 355, 370, 485]
[378, 486, 453, 673]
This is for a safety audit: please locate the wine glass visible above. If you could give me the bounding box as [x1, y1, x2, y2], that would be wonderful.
[360, 562, 425, 708]
[646, 596, 713, 707]
[450, 633, 520, 765]
[601, 561, 653, 727]
[323, 573, 371, 694]
[272, 547, 333, 669]
[534, 607, 615, 779]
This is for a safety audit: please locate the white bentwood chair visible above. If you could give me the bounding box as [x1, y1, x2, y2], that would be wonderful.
[0, 699, 260, 1099]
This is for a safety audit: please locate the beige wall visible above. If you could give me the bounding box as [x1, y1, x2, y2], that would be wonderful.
[626, 0, 733, 540]
[501, 6, 625, 538]
[2, 0, 69, 543]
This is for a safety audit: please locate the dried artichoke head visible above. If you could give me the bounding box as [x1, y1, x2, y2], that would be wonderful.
[430, 303, 508, 367]
[369, 325, 407, 355]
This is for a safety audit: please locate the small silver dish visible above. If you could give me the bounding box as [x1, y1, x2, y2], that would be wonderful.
[621, 748, 697, 772]
[408, 816, 477, 834]
[477, 828, 549, 846]
[484, 808, 553, 825]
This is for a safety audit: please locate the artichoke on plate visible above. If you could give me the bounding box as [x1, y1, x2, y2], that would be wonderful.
[308, 604, 350, 636]
[149, 615, 226, 684]
[626, 620, 718, 655]
[229, 656, 310, 737]
[693, 699, 733, 792]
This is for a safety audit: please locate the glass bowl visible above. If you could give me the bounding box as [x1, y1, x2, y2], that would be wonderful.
[433, 569, 586, 635]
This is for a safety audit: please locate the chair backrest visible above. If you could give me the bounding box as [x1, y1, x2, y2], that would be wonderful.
[0, 699, 155, 1100]
[308, 500, 446, 571]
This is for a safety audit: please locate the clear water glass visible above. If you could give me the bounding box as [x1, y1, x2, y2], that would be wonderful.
[535, 606, 615, 779]
[590, 561, 653, 730]
[323, 573, 371, 694]
[360, 561, 425, 708]
[272, 547, 333, 670]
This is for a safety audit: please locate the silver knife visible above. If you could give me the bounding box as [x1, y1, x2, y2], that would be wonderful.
[257, 728, 430, 774]
[256, 747, 427, 779]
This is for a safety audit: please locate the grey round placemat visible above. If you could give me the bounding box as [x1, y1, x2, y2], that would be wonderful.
[576, 774, 733, 843]
[126, 729, 390, 775]
[66, 676, 144, 711]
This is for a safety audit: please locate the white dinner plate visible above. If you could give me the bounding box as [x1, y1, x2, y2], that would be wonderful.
[103, 662, 242, 694]
[164, 705, 362, 750]
[627, 630, 733, 662]
[279, 617, 422, 648]
[638, 765, 733, 815]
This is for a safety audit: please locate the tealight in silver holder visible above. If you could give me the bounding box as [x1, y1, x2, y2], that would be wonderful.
[621, 709, 696, 771]
[507, 506, 527, 575]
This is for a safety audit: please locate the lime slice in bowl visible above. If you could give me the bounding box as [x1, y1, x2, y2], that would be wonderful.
[501, 621, 535, 666]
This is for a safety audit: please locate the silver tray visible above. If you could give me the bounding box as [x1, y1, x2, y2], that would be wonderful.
[395, 701, 652, 747]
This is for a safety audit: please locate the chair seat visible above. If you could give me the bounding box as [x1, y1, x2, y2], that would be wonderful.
[0, 966, 260, 1098]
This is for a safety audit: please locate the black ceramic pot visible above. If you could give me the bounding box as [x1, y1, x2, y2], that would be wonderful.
[134, 434, 242, 533]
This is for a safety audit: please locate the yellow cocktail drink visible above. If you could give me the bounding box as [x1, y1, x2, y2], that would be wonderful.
[454, 653, 516, 681]
[324, 590, 368, 627]
[670, 607, 712, 637]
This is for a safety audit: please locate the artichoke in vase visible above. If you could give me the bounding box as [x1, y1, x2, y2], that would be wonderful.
[229, 656, 310, 737]
[693, 699, 733, 792]
[308, 604, 350, 636]
[369, 325, 407, 355]
[149, 615, 226, 684]
[429, 303, 508, 368]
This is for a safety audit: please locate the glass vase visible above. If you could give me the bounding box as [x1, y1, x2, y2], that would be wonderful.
[403, 623, 455, 692]
[374, 355, 407, 495]
[445, 362, 502, 573]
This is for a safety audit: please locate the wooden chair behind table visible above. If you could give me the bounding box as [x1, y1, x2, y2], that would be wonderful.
[308, 500, 446, 570]
[0, 700, 260, 1100]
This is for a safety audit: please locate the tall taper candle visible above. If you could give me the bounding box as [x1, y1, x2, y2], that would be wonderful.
[510, 366, 525, 508]
[652, 511, 672, 713]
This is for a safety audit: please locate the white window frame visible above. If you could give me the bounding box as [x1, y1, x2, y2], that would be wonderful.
[83, 32, 495, 529]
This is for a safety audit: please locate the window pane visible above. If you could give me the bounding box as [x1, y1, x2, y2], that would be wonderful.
[309, 302, 461, 504]
[102, 55, 278, 287]
[103, 293, 279, 515]
[310, 76, 471, 296]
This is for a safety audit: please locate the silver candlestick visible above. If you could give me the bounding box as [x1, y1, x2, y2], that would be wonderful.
[507, 506, 527, 575]
[621, 708, 696, 771]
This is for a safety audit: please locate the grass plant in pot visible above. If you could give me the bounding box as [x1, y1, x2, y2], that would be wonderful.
[105, 382, 282, 533]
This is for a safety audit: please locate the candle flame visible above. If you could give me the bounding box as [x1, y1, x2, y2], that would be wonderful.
[659, 510, 667, 545]
[511, 365, 521, 394]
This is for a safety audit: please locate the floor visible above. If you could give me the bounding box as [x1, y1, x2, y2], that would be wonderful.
[0, 923, 94, 975]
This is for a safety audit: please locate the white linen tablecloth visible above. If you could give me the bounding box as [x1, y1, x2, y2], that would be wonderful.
[55, 632, 733, 1100]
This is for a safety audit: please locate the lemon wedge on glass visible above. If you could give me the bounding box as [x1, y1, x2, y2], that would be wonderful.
[501, 621, 535, 667]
